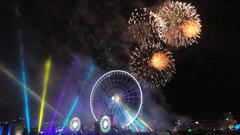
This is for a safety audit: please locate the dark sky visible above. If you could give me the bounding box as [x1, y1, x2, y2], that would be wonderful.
[0, 0, 240, 122]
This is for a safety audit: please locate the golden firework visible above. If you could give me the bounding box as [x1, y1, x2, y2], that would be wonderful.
[150, 52, 169, 71]
[128, 8, 167, 43]
[129, 42, 175, 88]
[151, 1, 202, 47]
[181, 20, 201, 38]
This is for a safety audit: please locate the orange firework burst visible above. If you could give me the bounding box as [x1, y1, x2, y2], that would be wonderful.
[150, 52, 169, 71]
[129, 42, 175, 88]
[181, 20, 201, 38]
[151, 1, 202, 47]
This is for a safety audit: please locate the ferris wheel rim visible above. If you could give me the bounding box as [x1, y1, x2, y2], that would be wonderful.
[90, 70, 143, 126]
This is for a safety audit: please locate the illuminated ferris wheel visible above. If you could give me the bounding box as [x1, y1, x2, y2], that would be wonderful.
[90, 70, 143, 127]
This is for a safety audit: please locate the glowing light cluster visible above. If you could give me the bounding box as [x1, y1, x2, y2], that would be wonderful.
[38, 59, 52, 133]
[129, 43, 175, 87]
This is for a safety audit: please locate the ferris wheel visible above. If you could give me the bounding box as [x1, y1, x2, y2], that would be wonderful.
[90, 70, 143, 127]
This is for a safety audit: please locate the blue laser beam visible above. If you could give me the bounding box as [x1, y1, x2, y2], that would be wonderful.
[7, 125, 11, 135]
[0, 126, 2, 135]
[20, 47, 31, 134]
[62, 64, 95, 129]
[16, 5, 31, 134]
[61, 96, 80, 129]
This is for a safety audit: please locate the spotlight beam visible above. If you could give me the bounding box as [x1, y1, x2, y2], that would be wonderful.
[48, 58, 80, 132]
[62, 64, 95, 129]
[138, 117, 154, 132]
[61, 96, 79, 130]
[0, 65, 64, 118]
[38, 59, 52, 133]
[20, 47, 31, 134]
[16, 5, 31, 134]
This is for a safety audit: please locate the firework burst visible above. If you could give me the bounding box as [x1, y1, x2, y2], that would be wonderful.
[151, 1, 201, 47]
[128, 8, 167, 43]
[129, 43, 176, 88]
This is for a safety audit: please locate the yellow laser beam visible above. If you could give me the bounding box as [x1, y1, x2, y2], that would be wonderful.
[138, 117, 154, 132]
[38, 59, 52, 133]
[0, 65, 64, 119]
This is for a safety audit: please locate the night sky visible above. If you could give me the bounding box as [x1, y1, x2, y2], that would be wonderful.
[0, 0, 240, 122]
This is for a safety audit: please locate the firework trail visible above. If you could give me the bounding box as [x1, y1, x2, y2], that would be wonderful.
[151, 1, 201, 47]
[129, 42, 176, 88]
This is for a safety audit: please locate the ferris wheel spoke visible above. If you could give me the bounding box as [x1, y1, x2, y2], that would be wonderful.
[115, 104, 128, 125]
[122, 89, 138, 97]
[120, 80, 135, 93]
[93, 99, 108, 108]
[121, 84, 138, 95]
[118, 104, 134, 125]
[101, 106, 110, 116]
[99, 85, 114, 98]
[122, 95, 140, 99]
[122, 100, 139, 107]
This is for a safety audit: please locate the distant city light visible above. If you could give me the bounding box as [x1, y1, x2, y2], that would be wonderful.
[0, 126, 2, 135]
[15, 130, 22, 135]
[234, 124, 240, 130]
[187, 128, 192, 133]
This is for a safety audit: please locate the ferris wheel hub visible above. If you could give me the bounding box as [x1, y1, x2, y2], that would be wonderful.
[112, 94, 121, 103]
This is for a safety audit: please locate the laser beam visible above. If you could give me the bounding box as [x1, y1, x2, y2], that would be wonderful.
[138, 117, 153, 132]
[7, 125, 11, 135]
[38, 59, 52, 133]
[16, 5, 31, 134]
[0, 126, 3, 135]
[0, 65, 64, 118]
[48, 58, 79, 132]
[61, 96, 79, 130]
[62, 64, 95, 129]
[20, 47, 31, 134]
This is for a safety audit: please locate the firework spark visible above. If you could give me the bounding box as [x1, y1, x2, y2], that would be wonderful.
[151, 1, 201, 47]
[128, 8, 167, 43]
[129, 42, 175, 88]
